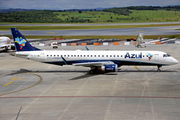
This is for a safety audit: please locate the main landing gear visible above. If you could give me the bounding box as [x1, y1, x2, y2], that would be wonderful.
[89, 66, 102, 74]
[89, 70, 95, 74]
[89, 67, 98, 74]
[157, 65, 162, 72]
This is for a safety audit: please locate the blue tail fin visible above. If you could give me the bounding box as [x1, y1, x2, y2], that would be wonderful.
[10, 28, 41, 51]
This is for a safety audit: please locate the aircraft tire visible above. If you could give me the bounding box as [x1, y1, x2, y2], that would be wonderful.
[89, 70, 94, 74]
[11, 46, 15, 50]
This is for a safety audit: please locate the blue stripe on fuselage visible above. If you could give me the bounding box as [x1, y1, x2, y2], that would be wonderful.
[43, 59, 166, 66]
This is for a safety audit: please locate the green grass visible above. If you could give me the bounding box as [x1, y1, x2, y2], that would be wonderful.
[1, 24, 180, 31]
[53, 10, 180, 23]
[129, 10, 180, 22]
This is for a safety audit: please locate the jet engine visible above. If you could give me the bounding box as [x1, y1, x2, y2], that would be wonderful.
[101, 64, 117, 72]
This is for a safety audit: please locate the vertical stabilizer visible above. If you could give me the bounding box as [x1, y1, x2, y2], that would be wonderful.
[137, 33, 143, 42]
[135, 33, 145, 48]
[10, 28, 41, 51]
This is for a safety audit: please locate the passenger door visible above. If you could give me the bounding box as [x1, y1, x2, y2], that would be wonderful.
[40, 53, 46, 60]
[154, 54, 159, 61]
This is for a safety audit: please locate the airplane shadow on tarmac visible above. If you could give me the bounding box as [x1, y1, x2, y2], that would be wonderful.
[7, 68, 179, 80]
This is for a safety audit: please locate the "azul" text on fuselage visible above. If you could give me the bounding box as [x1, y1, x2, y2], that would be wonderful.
[125, 52, 142, 59]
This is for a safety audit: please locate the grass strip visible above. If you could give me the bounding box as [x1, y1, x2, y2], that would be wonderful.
[5, 35, 180, 40]
[0, 24, 180, 31]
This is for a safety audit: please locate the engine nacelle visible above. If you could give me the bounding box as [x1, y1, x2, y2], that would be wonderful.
[101, 64, 117, 72]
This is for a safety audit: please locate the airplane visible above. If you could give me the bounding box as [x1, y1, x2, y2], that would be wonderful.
[0, 36, 15, 51]
[135, 33, 146, 48]
[10, 28, 178, 73]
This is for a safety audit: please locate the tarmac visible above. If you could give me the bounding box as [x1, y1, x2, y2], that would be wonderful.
[1, 22, 180, 26]
[1, 26, 180, 36]
[0, 44, 180, 120]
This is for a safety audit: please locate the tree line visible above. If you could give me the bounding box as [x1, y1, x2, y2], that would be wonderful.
[103, 8, 132, 16]
[0, 10, 95, 23]
[0, 10, 63, 23]
[103, 6, 180, 16]
[126, 6, 180, 11]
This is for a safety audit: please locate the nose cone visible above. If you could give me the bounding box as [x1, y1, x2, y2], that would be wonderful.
[172, 58, 179, 64]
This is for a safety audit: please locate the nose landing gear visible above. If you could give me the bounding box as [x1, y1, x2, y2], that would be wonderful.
[157, 65, 162, 72]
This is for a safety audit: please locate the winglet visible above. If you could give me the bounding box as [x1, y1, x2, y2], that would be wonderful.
[10, 28, 41, 51]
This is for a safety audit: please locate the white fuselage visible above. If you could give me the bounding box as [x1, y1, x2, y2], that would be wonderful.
[15, 50, 178, 67]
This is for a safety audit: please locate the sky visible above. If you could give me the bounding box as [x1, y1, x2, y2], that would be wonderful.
[0, 0, 180, 10]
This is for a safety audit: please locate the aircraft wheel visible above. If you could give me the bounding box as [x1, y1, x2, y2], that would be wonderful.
[89, 70, 94, 74]
[11, 46, 15, 50]
[4, 46, 8, 51]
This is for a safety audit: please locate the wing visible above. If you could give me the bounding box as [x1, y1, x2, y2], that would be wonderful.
[72, 61, 115, 67]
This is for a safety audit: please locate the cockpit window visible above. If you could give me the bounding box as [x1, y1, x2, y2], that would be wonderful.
[163, 54, 171, 57]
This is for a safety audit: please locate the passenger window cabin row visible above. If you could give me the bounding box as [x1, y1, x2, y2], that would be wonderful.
[46, 55, 149, 58]
[47, 55, 124, 57]
[46, 54, 151, 58]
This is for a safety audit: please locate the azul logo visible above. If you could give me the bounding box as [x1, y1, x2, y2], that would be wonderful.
[15, 37, 27, 49]
[146, 53, 153, 60]
[125, 52, 142, 59]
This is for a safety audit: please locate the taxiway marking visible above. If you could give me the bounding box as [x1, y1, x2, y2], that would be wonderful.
[1, 73, 42, 96]
[134, 66, 141, 71]
[3, 81, 14, 86]
[11, 77, 24, 80]
[3, 77, 24, 86]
